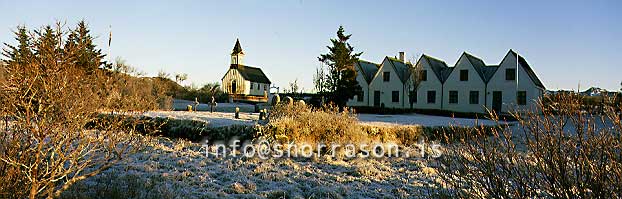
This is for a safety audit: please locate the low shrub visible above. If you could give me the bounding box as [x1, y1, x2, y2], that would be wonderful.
[261, 103, 431, 155]
[88, 114, 256, 142]
[435, 93, 622, 198]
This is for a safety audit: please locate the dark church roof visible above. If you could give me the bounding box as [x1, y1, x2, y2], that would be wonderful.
[232, 39, 243, 55]
[235, 65, 271, 84]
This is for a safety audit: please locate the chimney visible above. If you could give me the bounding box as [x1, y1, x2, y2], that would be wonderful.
[398, 52, 405, 62]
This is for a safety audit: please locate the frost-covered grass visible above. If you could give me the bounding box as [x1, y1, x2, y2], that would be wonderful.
[61, 137, 443, 199]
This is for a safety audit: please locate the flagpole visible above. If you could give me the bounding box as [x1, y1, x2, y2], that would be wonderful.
[516, 51, 519, 89]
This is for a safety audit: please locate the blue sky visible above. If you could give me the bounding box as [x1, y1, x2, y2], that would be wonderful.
[1, 0, 620, 91]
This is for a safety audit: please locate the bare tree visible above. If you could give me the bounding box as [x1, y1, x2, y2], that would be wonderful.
[407, 54, 423, 108]
[285, 78, 301, 94]
[157, 69, 170, 80]
[313, 63, 326, 94]
[175, 73, 188, 84]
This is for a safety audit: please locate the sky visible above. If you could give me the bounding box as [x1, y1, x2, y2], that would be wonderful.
[1, 0, 621, 91]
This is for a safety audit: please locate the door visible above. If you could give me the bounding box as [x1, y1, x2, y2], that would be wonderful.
[231, 80, 237, 94]
[492, 91, 502, 114]
[374, 91, 381, 107]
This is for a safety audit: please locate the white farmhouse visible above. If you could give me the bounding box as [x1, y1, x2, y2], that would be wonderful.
[348, 50, 546, 114]
[443, 52, 497, 113]
[367, 53, 412, 109]
[485, 50, 546, 113]
[221, 39, 272, 102]
[414, 54, 452, 111]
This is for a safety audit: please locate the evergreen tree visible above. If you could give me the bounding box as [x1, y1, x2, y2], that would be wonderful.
[2, 25, 33, 66]
[66, 20, 106, 73]
[318, 26, 362, 107]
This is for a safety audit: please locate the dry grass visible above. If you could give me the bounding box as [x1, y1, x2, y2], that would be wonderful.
[261, 103, 426, 155]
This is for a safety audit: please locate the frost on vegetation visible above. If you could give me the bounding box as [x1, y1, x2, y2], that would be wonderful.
[61, 137, 443, 198]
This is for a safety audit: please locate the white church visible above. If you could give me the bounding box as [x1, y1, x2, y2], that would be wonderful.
[221, 39, 272, 102]
[347, 50, 546, 114]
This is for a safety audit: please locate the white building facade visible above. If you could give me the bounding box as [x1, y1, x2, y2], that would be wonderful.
[347, 50, 546, 114]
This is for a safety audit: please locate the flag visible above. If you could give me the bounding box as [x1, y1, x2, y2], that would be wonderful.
[108, 25, 112, 47]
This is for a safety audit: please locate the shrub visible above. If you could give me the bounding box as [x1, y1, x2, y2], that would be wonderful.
[436, 93, 622, 198]
[0, 22, 150, 198]
[263, 103, 365, 147]
[261, 103, 430, 156]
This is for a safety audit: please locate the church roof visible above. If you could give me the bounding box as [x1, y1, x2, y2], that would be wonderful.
[232, 39, 243, 55]
[234, 65, 271, 84]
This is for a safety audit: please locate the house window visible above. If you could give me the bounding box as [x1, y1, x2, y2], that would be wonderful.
[517, 91, 527, 105]
[460, 70, 468, 81]
[421, 70, 427, 81]
[250, 82, 254, 89]
[357, 91, 364, 102]
[383, 72, 390, 82]
[506, 68, 516, 80]
[469, 91, 479, 104]
[427, 90, 436, 104]
[449, 91, 458, 104]
[265, 85, 268, 90]
[392, 91, 399, 102]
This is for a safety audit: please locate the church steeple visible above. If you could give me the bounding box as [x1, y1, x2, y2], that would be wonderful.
[230, 39, 244, 68]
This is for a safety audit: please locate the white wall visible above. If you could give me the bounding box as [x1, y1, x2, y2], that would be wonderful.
[347, 64, 370, 107]
[443, 55, 488, 113]
[248, 82, 269, 96]
[413, 58, 444, 110]
[222, 69, 248, 95]
[486, 52, 544, 113]
[369, 58, 408, 109]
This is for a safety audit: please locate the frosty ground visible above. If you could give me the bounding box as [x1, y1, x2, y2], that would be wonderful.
[64, 104, 503, 198]
[63, 137, 443, 199]
[150, 102, 509, 128]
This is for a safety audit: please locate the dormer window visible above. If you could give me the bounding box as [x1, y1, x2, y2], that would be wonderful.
[506, 68, 516, 80]
[383, 72, 390, 82]
[460, 70, 468, 81]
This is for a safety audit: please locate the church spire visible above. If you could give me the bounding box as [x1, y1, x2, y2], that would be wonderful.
[232, 38, 243, 55]
[230, 39, 245, 68]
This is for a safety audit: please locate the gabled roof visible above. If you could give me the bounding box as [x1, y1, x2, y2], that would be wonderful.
[482, 65, 499, 81]
[421, 54, 452, 83]
[509, 50, 545, 89]
[231, 39, 244, 55]
[462, 52, 497, 83]
[356, 59, 380, 84]
[386, 57, 412, 83]
[223, 65, 271, 84]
